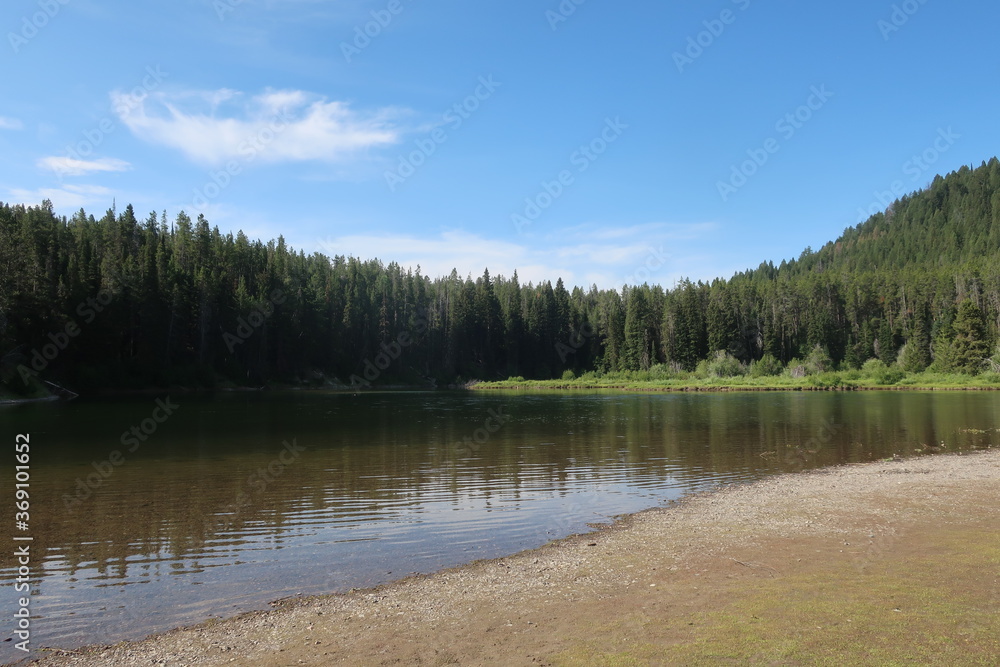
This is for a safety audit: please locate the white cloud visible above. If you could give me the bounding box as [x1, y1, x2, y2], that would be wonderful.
[9, 185, 114, 210]
[312, 222, 721, 289]
[38, 156, 131, 176]
[0, 117, 23, 131]
[552, 242, 648, 265]
[113, 87, 405, 165]
[316, 230, 566, 286]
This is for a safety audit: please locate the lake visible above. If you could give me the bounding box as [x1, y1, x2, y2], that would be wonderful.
[2, 390, 999, 661]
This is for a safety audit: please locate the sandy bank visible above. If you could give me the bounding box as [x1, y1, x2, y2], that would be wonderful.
[31, 449, 1000, 666]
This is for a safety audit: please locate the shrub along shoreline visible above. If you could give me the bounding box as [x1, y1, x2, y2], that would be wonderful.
[472, 367, 1000, 392]
[471, 382, 1000, 392]
[472, 345, 1000, 392]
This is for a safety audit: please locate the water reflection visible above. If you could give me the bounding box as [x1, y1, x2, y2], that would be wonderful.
[1, 390, 998, 659]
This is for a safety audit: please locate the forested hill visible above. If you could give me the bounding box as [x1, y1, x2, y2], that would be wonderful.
[1, 159, 999, 395]
[754, 157, 1000, 277]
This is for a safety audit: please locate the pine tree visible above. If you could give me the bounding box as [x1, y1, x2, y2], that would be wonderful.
[951, 300, 989, 373]
[877, 318, 898, 365]
[598, 290, 625, 372]
[706, 283, 738, 356]
[672, 280, 706, 370]
[900, 312, 931, 372]
[474, 269, 502, 374]
[623, 286, 652, 370]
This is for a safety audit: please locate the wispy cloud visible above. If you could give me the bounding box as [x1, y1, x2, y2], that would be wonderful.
[313, 222, 720, 289]
[38, 156, 131, 176]
[0, 117, 23, 131]
[113, 87, 406, 165]
[317, 230, 561, 285]
[9, 184, 114, 210]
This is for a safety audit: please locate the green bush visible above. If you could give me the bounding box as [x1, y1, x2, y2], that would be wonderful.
[561, 369, 576, 381]
[805, 345, 834, 374]
[987, 345, 1000, 374]
[897, 342, 930, 373]
[648, 363, 675, 380]
[861, 358, 905, 385]
[749, 353, 783, 377]
[876, 368, 906, 385]
[861, 358, 888, 377]
[784, 358, 807, 378]
[808, 372, 843, 388]
[930, 337, 957, 373]
[979, 372, 1000, 384]
[702, 351, 746, 378]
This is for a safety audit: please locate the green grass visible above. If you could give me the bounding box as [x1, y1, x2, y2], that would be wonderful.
[472, 371, 1000, 392]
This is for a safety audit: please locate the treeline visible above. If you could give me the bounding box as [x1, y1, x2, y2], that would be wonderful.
[1, 159, 999, 394]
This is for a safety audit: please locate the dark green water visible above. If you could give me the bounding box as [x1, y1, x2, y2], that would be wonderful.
[1, 390, 998, 661]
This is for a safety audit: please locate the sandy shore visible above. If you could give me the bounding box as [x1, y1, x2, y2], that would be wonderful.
[31, 449, 1000, 666]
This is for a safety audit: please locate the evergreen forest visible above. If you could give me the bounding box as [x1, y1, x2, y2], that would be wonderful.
[3, 159, 1000, 394]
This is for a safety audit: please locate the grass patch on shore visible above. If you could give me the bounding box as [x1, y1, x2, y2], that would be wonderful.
[552, 526, 1000, 665]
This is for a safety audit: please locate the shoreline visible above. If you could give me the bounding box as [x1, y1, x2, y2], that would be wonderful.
[4, 371, 999, 405]
[0, 383, 448, 405]
[3, 383, 998, 408]
[471, 382, 1000, 392]
[28, 447, 1000, 666]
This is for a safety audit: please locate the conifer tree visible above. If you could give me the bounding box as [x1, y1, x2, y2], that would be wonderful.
[951, 300, 989, 373]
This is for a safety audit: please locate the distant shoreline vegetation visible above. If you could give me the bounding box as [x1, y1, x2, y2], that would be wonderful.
[2, 158, 1000, 398]
[472, 360, 1000, 393]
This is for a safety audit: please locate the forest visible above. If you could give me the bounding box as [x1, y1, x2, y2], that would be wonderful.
[2, 159, 1000, 395]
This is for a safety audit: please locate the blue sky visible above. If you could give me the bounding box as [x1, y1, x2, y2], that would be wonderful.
[1, 0, 997, 288]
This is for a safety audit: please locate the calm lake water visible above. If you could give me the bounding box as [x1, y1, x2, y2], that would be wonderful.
[2, 390, 999, 661]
